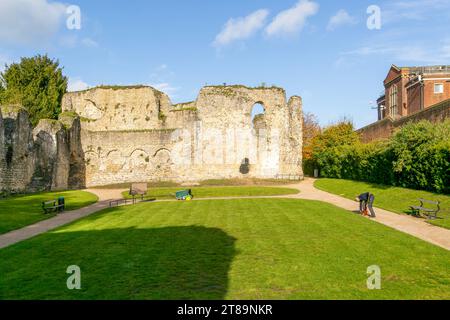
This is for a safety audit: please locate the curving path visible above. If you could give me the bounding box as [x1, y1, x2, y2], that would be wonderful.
[0, 181, 449, 251]
[0, 189, 123, 250]
[284, 178, 450, 251]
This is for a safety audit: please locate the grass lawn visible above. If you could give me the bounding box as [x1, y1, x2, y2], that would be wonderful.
[122, 186, 299, 200]
[314, 179, 450, 230]
[0, 198, 449, 300]
[92, 178, 295, 189]
[0, 191, 98, 235]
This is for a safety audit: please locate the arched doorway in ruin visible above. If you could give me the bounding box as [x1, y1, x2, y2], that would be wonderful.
[241, 102, 267, 176]
[250, 102, 266, 129]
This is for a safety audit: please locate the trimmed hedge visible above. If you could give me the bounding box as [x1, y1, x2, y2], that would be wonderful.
[312, 120, 450, 194]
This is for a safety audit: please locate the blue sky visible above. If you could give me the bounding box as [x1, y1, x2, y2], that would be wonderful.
[1, 0, 449, 128]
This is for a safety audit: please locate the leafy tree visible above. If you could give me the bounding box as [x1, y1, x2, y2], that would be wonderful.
[0, 55, 68, 126]
[310, 119, 449, 194]
[0, 82, 4, 101]
[310, 120, 359, 176]
[302, 112, 321, 175]
[302, 112, 321, 161]
[389, 120, 450, 192]
[312, 120, 359, 152]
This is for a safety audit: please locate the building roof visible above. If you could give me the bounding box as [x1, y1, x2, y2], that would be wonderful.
[399, 65, 450, 75]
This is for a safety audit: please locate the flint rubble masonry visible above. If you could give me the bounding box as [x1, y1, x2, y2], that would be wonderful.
[0, 85, 303, 191]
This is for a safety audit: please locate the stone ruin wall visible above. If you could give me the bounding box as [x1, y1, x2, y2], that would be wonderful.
[62, 85, 304, 187]
[0, 106, 85, 193]
[0, 85, 303, 192]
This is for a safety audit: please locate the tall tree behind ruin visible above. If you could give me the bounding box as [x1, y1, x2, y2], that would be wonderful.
[302, 112, 321, 176]
[0, 55, 68, 126]
[302, 112, 321, 160]
[312, 120, 359, 153]
[0, 80, 4, 99]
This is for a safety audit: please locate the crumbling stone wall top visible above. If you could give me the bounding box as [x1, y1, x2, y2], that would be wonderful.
[61, 84, 303, 186]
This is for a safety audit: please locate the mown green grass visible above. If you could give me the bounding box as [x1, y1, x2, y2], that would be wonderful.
[0, 191, 98, 234]
[122, 186, 299, 200]
[0, 199, 449, 300]
[314, 179, 450, 230]
[92, 178, 294, 189]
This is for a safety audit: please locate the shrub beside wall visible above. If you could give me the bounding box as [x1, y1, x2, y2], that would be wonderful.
[311, 120, 450, 194]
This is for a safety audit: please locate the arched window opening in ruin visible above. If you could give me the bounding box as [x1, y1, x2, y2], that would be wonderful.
[251, 103, 265, 129]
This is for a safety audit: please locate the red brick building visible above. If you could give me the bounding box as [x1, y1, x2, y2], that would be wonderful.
[357, 65, 450, 143]
[377, 65, 450, 120]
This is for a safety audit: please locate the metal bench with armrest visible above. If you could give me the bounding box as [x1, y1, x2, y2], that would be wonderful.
[42, 197, 65, 214]
[410, 198, 440, 219]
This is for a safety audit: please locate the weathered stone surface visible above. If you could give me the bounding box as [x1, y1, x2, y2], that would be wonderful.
[0, 84, 304, 192]
[62, 85, 304, 186]
[0, 109, 4, 160]
[280, 96, 303, 178]
[62, 86, 172, 131]
[32, 119, 64, 190]
[0, 106, 35, 192]
[0, 106, 85, 193]
[66, 117, 86, 189]
[0, 109, 4, 189]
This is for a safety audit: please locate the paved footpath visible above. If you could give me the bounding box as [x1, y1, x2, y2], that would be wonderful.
[0, 189, 123, 250]
[0, 181, 449, 251]
[284, 178, 450, 251]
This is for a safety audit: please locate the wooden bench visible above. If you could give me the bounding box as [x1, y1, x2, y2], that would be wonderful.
[129, 183, 148, 203]
[410, 199, 441, 219]
[42, 200, 65, 214]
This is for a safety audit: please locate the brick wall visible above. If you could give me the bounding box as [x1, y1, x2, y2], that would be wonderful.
[407, 83, 422, 115]
[358, 99, 450, 143]
[423, 78, 450, 108]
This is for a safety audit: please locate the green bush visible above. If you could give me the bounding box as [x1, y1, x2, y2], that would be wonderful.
[389, 121, 450, 193]
[311, 120, 450, 194]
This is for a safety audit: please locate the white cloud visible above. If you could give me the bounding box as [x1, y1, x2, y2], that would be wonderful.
[341, 42, 450, 65]
[81, 38, 99, 48]
[68, 78, 90, 92]
[59, 35, 78, 48]
[149, 65, 178, 98]
[156, 64, 167, 71]
[388, 0, 450, 10]
[0, 0, 67, 45]
[60, 36, 100, 49]
[336, 1, 450, 67]
[150, 63, 175, 80]
[150, 64, 172, 78]
[382, 0, 450, 24]
[265, 0, 319, 37]
[327, 9, 357, 31]
[213, 9, 269, 47]
[150, 82, 178, 98]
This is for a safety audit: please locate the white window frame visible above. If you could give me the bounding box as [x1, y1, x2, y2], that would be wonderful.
[389, 85, 398, 117]
[434, 83, 444, 94]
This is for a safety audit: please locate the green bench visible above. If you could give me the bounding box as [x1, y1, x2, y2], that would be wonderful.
[42, 198, 65, 214]
[175, 189, 193, 201]
[410, 199, 441, 220]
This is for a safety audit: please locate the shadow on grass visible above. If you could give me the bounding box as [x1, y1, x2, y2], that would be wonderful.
[0, 226, 237, 300]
